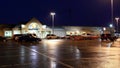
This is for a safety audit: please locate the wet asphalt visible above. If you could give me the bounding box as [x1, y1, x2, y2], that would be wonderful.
[0, 39, 120, 68]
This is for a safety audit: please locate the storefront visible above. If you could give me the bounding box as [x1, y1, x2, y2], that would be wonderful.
[15, 18, 52, 38]
[1, 17, 112, 38]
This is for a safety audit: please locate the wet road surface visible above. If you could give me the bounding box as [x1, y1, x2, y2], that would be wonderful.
[0, 39, 120, 68]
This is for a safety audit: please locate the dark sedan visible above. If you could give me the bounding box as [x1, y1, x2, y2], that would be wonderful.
[18, 34, 41, 42]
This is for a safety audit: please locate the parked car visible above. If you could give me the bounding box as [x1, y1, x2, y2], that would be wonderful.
[60, 35, 70, 39]
[46, 34, 59, 39]
[101, 34, 117, 41]
[12, 34, 23, 41]
[13, 34, 41, 42]
[70, 35, 84, 40]
[69, 34, 99, 40]
[18, 34, 41, 42]
[82, 34, 99, 40]
[0, 36, 7, 42]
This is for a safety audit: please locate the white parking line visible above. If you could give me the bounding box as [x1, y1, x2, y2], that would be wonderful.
[24, 46, 74, 68]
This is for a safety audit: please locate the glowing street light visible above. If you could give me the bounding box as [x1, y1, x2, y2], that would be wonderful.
[115, 17, 119, 32]
[103, 27, 106, 34]
[50, 12, 56, 34]
[103, 27, 106, 31]
[109, 24, 113, 28]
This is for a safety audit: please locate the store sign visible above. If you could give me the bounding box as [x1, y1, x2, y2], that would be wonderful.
[28, 23, 39, 30]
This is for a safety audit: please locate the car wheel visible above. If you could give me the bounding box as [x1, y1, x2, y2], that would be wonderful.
[3, 39, 7, 42]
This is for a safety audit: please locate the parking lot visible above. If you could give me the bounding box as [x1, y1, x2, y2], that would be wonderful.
[0, 39, 120, 68]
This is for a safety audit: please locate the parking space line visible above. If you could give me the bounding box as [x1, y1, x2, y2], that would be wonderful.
[24, 46, 74, 68]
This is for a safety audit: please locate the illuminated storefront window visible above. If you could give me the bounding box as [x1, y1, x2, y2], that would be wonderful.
[4, 31, 12, 37]
[13, 30, 21, 34]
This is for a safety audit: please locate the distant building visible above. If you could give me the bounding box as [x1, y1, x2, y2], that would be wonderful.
[0, 17, 113, 38]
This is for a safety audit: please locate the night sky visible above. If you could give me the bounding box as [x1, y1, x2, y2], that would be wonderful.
[0, 0, 120, 27]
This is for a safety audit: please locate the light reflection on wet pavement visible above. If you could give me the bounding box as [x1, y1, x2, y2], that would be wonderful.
[0, 39, 120, 68]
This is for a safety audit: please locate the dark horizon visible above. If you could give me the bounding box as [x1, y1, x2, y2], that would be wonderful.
[0, 0, 120, 27]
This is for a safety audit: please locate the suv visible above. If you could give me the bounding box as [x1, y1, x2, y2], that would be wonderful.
[101, 34, 117, 41]
[46, 34, 59, 39]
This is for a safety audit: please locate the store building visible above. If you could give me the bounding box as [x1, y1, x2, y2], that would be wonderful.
[0, 17, 113, 38]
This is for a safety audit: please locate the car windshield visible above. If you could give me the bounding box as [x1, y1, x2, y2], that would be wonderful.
[47, 34, 56, 36]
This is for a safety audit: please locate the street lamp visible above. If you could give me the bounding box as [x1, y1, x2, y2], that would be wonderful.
[109, 24, 113, 28]
[50, 12, 56, 34]
[103, 27, 106, 34]
[110, 0, 115, 36]
[115, 17, 119, 32]
[111, 0, 113, 24]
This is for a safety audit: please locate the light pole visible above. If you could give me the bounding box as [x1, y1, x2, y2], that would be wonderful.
[110, 0, 115, 36]
[103, 27, 106, 34]
[115, 17, 119, 32]
[50, 12, 56, 34]
[42, 25, 47, 38]
[111, 0, 113, 24]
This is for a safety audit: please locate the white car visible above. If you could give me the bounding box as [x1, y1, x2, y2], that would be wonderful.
[46, 34, 59, 39]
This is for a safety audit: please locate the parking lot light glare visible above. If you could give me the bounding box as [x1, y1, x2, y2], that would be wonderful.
[103, 27, 106, 31]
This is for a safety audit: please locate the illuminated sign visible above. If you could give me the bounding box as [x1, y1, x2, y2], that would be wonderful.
[28, 23, 39, 30]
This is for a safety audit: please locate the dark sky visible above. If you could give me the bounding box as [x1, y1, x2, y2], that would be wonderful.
[0, 0, 120, 27]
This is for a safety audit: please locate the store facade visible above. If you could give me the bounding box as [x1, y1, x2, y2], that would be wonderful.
[0, 18, 113, 38]
[12, 18, 52, 38]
